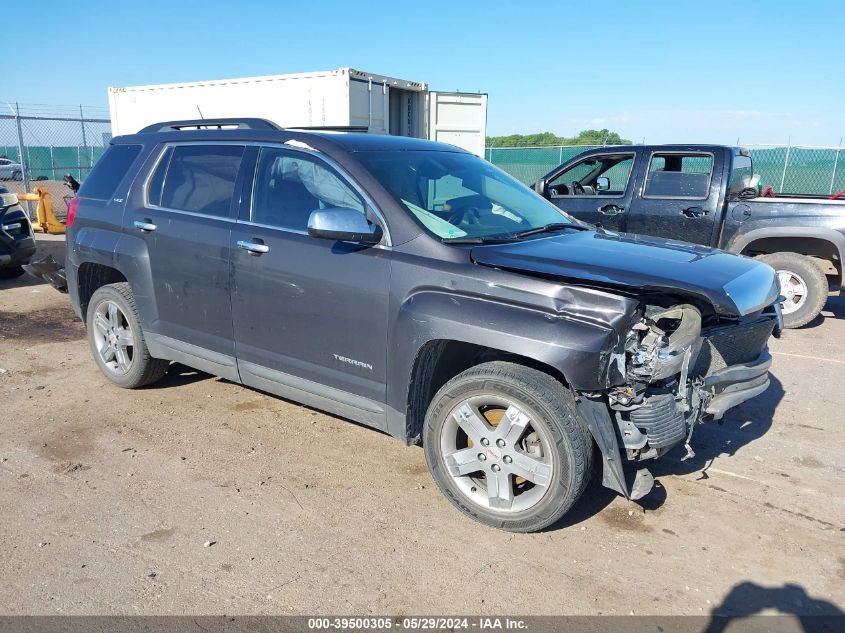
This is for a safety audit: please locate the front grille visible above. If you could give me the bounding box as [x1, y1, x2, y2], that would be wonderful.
[628, 393, 686, 449]
[692, 317, 775, 377]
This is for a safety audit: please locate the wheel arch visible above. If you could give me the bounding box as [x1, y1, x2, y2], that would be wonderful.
[77, 262, 127, 317]
[731, 227, 845, 286]
[389, 291, 632, 444]
[404, 339, 573, 445]
[68, 227, 158, 326]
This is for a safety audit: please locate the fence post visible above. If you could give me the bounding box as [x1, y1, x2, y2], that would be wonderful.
[559, 145, 563, 163]
[14, 102, 33, 218]
[830, 137, 843, 195]
[79, 104, 89, 177]
[50, 146, 55, 181]
[779, 138, 791, 193]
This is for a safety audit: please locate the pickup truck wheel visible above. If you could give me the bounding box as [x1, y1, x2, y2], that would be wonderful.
[0, 266, 26, 279]
[423, 361, 592, 533]
[86, 283, 169, 388]
[759, 252, 828, 328]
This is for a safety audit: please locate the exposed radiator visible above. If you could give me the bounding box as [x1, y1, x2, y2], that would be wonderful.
[628, 393, 686, 449]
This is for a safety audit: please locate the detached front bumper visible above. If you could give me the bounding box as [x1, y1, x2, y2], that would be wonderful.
[703, 350, 771, 419]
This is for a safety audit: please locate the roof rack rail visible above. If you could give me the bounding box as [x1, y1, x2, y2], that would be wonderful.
[138, 118, 282, 133]
[289, 125, 370, 133]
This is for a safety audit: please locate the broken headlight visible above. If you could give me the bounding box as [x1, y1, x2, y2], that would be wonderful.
[626, 304, 702, 383]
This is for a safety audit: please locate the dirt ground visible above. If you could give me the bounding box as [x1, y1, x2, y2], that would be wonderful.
[1, 235, 843, 617]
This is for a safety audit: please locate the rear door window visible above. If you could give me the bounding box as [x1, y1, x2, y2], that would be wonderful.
[78, 144, 142, 200]
[643, 153, 714, 199]
[157, 145, 245, 218]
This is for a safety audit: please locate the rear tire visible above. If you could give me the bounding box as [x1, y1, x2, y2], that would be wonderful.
[423, 361, 593, 532]
[759, 252, 828, 328]
[0, 266, 26, 279]
[86, 282, 169, 388]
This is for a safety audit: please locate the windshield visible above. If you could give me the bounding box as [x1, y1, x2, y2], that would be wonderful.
[355, 150, 575, 241]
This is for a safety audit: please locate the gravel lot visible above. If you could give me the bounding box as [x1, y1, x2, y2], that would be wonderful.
[1, 235, 843, 616]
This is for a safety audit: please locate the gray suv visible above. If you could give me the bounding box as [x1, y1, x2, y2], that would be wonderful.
[65, 119, 781, 532]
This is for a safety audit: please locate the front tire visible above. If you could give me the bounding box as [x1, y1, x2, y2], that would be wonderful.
[86, 282, 169, 388]
[423, 361, 593, 532]
[759, 252, 828, 328]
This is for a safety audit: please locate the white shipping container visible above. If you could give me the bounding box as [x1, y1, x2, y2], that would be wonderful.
[108, 68, 488, 156]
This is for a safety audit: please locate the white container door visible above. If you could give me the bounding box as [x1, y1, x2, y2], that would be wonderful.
[427, 92, 488, 157]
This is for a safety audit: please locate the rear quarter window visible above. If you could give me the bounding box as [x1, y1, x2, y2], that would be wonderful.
[78, 144, 142, 200]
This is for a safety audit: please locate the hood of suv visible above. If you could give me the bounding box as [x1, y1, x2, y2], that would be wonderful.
[470, 230, 779, 316]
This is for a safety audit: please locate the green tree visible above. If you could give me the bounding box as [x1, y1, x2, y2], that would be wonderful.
[486, 129, 631, 147]
[567, 129, 631, 145]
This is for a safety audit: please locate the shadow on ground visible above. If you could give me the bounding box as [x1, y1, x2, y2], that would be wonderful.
[704, 581, 844, 632]
[801, 293, 845, 328]
[148, 363, 216, 390]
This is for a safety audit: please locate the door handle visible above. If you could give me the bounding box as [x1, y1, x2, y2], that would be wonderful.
[134, 220, 157, 232]
[237, 240, 270, 255]
[598, 204, 624, 215]
[682, 206, 708, 218]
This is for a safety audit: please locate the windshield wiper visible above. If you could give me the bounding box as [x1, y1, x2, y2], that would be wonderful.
[443, 235, 520, 244]
[513, 223, 591, 238]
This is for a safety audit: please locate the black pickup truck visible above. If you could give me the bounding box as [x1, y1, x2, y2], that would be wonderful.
[533, 145, 845, 327]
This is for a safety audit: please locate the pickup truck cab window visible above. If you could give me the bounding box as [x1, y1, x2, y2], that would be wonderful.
[643, 152, 714, 199]
[149, 144, 245, 218]
[357, 150, 574, 241]
[251, 147, 365, 231]
[548, 154, 634, 198]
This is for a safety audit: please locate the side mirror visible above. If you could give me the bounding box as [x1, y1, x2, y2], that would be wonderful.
[595, 176, 610, 192]
[533, 178, 549, 198]
[307, 207, 383, 245]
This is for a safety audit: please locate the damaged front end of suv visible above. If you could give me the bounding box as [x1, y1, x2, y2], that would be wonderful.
[577, 289, 782, 501]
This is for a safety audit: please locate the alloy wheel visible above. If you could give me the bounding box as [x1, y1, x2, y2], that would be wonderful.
[92, 300, 135, 375]
[439, 395, 554, 513]
[776, 269, 808, 315]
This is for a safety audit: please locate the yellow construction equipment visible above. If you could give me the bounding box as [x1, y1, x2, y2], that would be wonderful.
[16, 188, 66, 235]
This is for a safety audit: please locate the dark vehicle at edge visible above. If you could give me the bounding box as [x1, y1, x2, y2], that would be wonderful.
[0, 186, 36, 279]
[62, 120, 781, 532]
[534, 144, 845, 328]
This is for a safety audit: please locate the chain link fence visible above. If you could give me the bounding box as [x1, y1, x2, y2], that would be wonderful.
[487, 144, 845, 195]
[0, 103, 111, 219]
[2, 100, 843, 221]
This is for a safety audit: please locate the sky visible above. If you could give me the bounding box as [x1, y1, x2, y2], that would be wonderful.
[4, 0, 844, 146]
